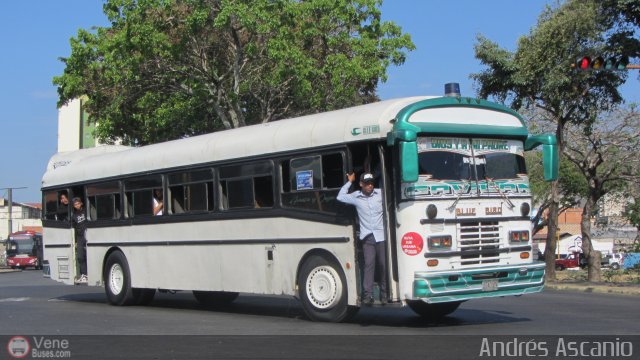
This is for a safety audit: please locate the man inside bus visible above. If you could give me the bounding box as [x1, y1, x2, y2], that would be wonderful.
[337, 172, 387, 306]
[153, 189, 164, 216]
[72, 197, 88, 284]
[57, 192, 69, 221]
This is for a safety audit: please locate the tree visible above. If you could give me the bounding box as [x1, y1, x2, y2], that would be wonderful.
[602, 0, 640, 79]
[563, 107, 640, 280]
[53, 0, 415, 145]
[525, 151, 586, 236]
[472, 0, 630, 281]
[624, 195, 640, 252]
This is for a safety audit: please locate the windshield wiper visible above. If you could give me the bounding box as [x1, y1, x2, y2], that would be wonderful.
[448, 179, 470, 211]
[484, 177, 515, 209]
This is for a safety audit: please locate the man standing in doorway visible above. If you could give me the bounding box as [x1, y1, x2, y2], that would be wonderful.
[337, 172, 387, 306]
[72, 197, 88, 284]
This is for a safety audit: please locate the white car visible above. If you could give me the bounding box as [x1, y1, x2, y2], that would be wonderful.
[605, 253, 624, 270]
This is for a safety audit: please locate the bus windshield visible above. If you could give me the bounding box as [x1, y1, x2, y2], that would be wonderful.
[475, 152, 527, 180]
[418, 151, 473, 180]
[417, 137, 527, 181]
[7, 237, 36, 256]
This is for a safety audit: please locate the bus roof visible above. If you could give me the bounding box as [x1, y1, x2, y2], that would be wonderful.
[42, 96, 527, 189]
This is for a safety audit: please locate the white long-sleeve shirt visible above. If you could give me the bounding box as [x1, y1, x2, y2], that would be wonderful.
[337, 181, 385, 242]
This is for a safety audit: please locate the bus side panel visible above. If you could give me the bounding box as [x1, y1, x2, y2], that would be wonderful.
[43, 227, 75, 285]
[87, 218, 359, 305]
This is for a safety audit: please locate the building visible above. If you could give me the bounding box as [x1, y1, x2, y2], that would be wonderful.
[57, 97, 97, 152]
[533, 207, 583, 240]
[0, 198, 42, 240]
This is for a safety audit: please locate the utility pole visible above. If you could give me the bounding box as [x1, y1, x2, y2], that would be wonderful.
[1, 187, 27, 238]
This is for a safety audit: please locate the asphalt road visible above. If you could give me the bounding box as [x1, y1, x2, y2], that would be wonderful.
[1, 270, 638, 359]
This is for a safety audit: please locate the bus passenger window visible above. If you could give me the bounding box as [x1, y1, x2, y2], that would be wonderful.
[254, 176, 274, 208]
[86, 181, 121, 220]
[167, 169, 214, 214]
[219, 161, 273, 211]
[124, 176, 162, 218]
[221, 179, 254, 209]
[43, 191, 63, 221]
[280, 152, 344, 214]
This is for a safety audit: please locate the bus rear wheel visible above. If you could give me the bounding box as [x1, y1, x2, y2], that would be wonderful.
[297, 254, 356, 322]
[407, 300, 461, 320]
[192, 291, 239, 307]
[104, 251, 137, 306]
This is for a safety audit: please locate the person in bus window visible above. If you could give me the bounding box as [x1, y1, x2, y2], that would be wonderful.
[337, 172, 387, 306]
[58, 192, 69, 221]
[72, 197, 88, 284]
[153, 189, 163, 216]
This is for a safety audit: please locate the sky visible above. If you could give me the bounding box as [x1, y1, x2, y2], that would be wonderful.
[1, 0, 638, 203]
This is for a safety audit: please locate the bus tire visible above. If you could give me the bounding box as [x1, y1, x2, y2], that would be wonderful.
[135, 289, 156, 306]
[297, 254, 354, 323]
[104, 251, 137, 306]
[407, 300, 461, 320]
[192, 291, 239, 307]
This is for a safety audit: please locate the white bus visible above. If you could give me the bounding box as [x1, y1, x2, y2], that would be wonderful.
[42, 84, 558, 322]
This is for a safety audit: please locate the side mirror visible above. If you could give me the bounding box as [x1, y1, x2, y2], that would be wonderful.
[526, 134, 558, 182]
[542, 144, 558, 181]
[400, 141, 419, 183]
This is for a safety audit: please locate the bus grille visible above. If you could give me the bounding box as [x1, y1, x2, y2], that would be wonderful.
[458, 221, 501, 265]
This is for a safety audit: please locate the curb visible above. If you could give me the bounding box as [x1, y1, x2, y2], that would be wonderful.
[545, 282, 640, 296]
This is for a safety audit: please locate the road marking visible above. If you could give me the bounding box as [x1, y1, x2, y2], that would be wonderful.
[0, 297, 30, 302]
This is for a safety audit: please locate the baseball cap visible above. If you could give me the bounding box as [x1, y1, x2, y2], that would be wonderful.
[360, 173, 375, 183]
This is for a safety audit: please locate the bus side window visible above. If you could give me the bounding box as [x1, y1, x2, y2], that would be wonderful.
[219, 161, 273, 210]
[43, 191, 60, 221]
[124, 176, 162, 218]
[254, 175, 274, 208]
[281, 152, 345, 214]
[167, 169, 214, 214]
[86, 182, 121, 220]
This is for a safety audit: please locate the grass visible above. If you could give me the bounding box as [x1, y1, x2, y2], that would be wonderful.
[554, 268, 640, 284]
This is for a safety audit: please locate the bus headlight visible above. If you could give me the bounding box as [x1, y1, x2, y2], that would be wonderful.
[426, 204, 437, 219]
[428, 235, 452, 249]
[520, 202, 531, 217]
[509, 230, 529, 243]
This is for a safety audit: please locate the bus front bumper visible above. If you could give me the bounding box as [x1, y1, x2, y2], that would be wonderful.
[412, 262, 545, 303]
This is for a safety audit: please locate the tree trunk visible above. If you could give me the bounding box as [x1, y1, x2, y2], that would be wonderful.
[544, 181, 560, 281]
[581, 197, 601, 282]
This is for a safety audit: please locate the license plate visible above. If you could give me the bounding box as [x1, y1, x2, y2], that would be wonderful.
[482, 279, 499, 292]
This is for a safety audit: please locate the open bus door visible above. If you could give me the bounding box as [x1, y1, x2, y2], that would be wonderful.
[42, 189, 75, 284]
[348, 142, 396, 304]
[378, 144, 398, 304]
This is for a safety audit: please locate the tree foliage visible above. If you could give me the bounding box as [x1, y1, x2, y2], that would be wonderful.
[53, 0, 415, 145]
[471, 0, 634, 281]
[625, 194, 640, 251]
[601, 0, 640, 69]
[525, 150, 586, 235]
[563, 107, 640, 280]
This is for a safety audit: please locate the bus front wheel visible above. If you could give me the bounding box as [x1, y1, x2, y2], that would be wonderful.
[104, 251, 137, 306]
[297, 254, 356, 322]
[407, 300, 461, 320]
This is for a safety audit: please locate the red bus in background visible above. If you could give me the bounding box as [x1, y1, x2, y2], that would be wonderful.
[5, 231, 43, 270]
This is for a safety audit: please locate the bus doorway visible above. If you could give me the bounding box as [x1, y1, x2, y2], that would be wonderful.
[347, 142, 395, 305]
[42, 188, 82, 285]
